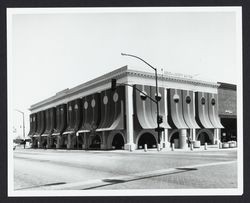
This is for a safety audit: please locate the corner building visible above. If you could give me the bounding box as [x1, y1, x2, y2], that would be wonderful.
[28, 66, 225, 150]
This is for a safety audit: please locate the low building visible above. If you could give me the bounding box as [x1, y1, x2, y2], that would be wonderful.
[28, 66, 233, 150]
[218, 82, 237, 142]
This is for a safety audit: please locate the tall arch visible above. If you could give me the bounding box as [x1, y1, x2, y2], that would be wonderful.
[137, 132, 157, 149]
[111, 133, 125, 149]
[107, 131, 126, 149]
[196, 129, 214, 145]
[88, 134, 102, 149]
[168, 129, 179, 142]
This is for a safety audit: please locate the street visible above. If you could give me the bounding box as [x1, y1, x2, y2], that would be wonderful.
[13, 147, 237, 190]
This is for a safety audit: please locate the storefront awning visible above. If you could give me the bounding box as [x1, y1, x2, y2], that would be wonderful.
[182, 90, 200, 129]
[195, 92, 214, 128]
[167, 89, 188, 129]
[96, 86, 125, 131]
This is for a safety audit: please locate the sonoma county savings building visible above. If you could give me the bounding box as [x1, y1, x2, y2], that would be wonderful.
[28, 66, 228, 150]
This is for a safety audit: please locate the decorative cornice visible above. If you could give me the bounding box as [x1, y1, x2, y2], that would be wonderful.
[126, 68, 219, 88]
[30, 66, 220, 111]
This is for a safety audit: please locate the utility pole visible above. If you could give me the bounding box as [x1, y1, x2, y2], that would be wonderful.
[121, 53, 163, 149]
[15, 109, 25, 139]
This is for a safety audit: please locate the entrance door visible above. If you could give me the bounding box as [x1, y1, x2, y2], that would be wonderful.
[112, 134, 124, 149]
[138, 133, 157, 149]
[90, 135, 101, 149]
[198, 132, 211, 145]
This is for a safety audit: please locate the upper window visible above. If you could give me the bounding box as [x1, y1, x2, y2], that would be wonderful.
[173, 94, 180, 103]
[211, 98, 216, 106]
[186, 96, 191, 104]
[201, 97, 206, 105]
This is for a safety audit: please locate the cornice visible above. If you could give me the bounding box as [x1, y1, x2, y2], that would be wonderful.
[126, 69, 219, 88]
[30, 66, 129, 110]
[30, 65, 219, 111]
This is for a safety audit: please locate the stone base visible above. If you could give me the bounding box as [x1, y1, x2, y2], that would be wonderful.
[124, 143, 136, 151]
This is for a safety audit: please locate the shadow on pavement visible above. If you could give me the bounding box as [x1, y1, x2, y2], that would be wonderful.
[82, 168, 198, 190]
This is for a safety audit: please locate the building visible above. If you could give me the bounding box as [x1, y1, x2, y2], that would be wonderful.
[28, 66, 235, 150]
[218, 82, 237, 142]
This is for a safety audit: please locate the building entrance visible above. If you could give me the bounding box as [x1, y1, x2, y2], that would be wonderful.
[170, 132, 179, 144]
[221, 117, 237, 142]
[89, 135, 101, 149]
[50, 136, 57, 148]
[41, 137, 47, 148]
[32, 137, 38, 148]
[60, 135, 67, 149]
[138, 133, 157, 149]
[112, 134, 124, 149]
[198, 132, 211, 145]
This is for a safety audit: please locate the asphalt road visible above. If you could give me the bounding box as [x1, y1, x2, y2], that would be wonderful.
[13, 147, 237, 190]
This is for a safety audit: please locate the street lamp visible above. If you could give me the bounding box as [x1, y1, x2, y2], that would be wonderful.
[14, 109, 25, 139]
[121, 53, 163, 149]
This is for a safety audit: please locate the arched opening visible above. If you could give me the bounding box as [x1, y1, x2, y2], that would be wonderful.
[112, 134, 124, 149]
[138, 133, 157, 149]
[60, 135, 67, 149]
[41, 137, 47, 149]
[197, 132, 212, 145]
[170, 132, 180, 148]
[32, 137, 38, 148]
[51, 136, 57, 148]
[89, 134, 101, 149]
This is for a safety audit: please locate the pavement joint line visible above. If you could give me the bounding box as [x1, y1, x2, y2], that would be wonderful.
[19, 160, 237, 191]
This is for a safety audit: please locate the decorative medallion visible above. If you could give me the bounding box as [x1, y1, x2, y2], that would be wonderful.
[68, 106, 72, 111]
[74, 104, 78, 109]
[173, 94, 180, 103]
[91, 99, 96, 108]
[103, 95, 108, 105]
[113, 92, 119, 102]
[211, 98, 216, 106]
[201, 97, 206, 105]
[84, 101, 88, 109]
[186, 96, 191, 104]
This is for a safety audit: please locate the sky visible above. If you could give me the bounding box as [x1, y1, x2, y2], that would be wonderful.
[8, 8, 241, 138]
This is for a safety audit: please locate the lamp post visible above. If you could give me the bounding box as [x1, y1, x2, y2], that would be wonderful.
[15, 109, 25, 139]
[121, 53, 162, 148]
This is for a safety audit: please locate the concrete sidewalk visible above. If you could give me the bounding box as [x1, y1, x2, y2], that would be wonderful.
[14, 144, 237, 155]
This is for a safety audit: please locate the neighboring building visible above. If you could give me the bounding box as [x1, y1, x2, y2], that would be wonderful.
[218, 82, 237, 142]
[28, 66, 229, 150]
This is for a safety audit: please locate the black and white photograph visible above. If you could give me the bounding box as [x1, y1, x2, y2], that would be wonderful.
[7, 7, 243, 196]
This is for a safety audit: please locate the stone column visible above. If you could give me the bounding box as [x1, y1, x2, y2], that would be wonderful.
[56, 135, 61, 149]
[163, 129, 170, 148]
[179, 129, 188, 149]
[67, 133, 74, 149]
[124, 85, 136, 151]
[214, 128, 221, 145]
[101, 131, 107, 149]
[190, 129, 196, 141]
[38, 136, 42, 148]
[47, 136, 51, 148]
[82, 132, 87, 149]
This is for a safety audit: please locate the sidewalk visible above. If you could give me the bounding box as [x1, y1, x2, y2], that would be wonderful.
[14, 144, 237, 155]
